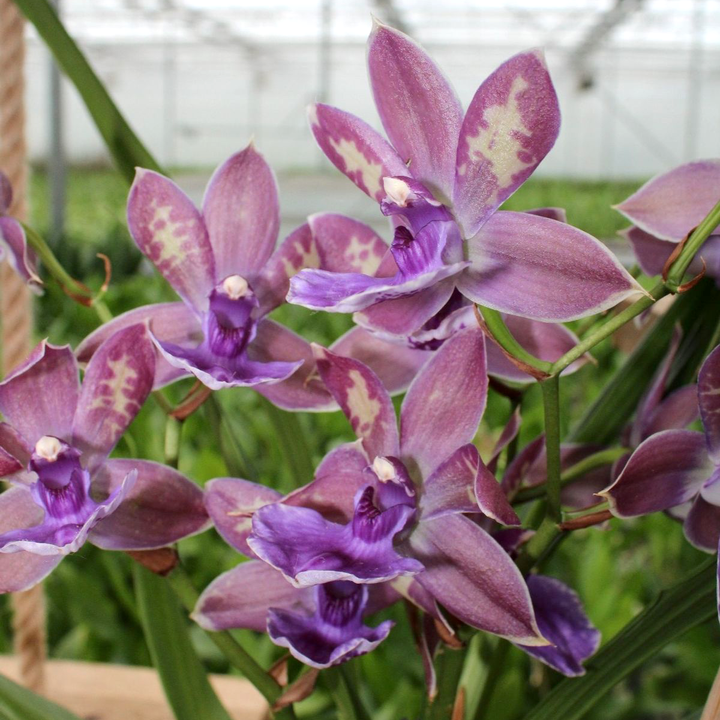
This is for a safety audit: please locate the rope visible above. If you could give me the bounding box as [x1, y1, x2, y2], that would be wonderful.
[0, 0, 46, 694]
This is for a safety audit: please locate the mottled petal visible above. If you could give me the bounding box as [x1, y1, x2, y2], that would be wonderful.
[0, 487, 62, 593]
[0, 217, 42, 293]
[76, 303, 202, 390]
[367, 22, 463, 200]
[268, 582, 393, 668]
[422, 444, 519, 526]
[699, 344, 720, 464]
[486, 315, 585, 383]
[0, 342, 79, 446]
[453, 50, 560, 237]
[202, 144, 279, 278]
[193, 560, 312, 632]
[72, 325, 155, 470]
[257, 216, 387, 314]
[331, 326, 428, 396]
[517, 575, 600, 677]
[308, 103, 408, 202]
[601, 430, 714, 517]
[204, 477, 281, 556]
[459, 211, 644, 321]
[353, 280, 457, 337]
[313, 345, 399, 458]
[248, 498, 421, 587]
[128, 169, 214, 311]
[683, 494, 720, 552]
[614, 160, 720, 241]
[401, 327, 487, 476]
[408, 514, 546, 644]
[89, 459, 209, 550]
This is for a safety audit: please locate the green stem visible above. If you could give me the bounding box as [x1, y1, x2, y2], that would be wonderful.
[323, 665, 370, 720]
[164, 416, 182, 469]
[516, 517, 563, 575]
[14, 0, 161, 183]
[425, 648, 467, 720]
[551, 282, 666, 375]
[165, 564, 286, 709]
[473, 640, 509, 720]
[478, 307, 552, 375]
[540, 376, 562, 523]
[513, 447, 629, 505]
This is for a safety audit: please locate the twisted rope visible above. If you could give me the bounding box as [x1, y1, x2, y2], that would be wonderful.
[0, 0, 46, 694]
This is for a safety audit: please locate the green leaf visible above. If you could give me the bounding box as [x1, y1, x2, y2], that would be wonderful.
[570, 279, 720, 444]
[14, 0, 162, 183]
[133, 564, 234, 720]
[0, 673, 82, 720]
[523, 558, 716, 720]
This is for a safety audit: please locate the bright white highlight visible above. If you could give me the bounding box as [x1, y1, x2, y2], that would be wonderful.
[222, 275, 249, 299]
[373, 456, 396, 482]
[35, 436, 62, 462]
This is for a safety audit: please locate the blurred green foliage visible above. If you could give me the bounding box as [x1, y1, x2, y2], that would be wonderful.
[2, 167, 715, 719]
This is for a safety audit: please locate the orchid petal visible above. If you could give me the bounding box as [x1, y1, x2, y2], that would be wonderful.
[408, 514, 546, 644]
[73, 325, 155, 470]
[76, 303, 202, 390]
[0, 217, 42, 293]
[601, 430, 714, 517]
[517, 575, 600, 677]
[459, 211, 643, 321]
[0, 487, 62, 592]
[0, 446, 22, 477]
[202, 144, 279, 278]
[249, 499, 422, 587]
[204, 477, 281, 556]
[367, 22, 463, 200]
[488, 407, 522, 473]
[400, 327, 487, 476]
[89, 459, 209, 550]
[284, 471, 368, 523]
[331, 326, 428, 396]
[683, 494, 720, 552]
[268, 582, 393, 668]
[701, 468, 720, 507]
[525, 207, 567, 223]
[453, 50, 560, 237]
[699, 344, 720, 464]
[128, 169, 214, 311]
[314, 441, 368, 479]
[353, 280, 457, 337]
[643, 385, 699, 438]
[193, 560, 311, 632]
[623, 226, 675, 277]
[615, 160, 720, 241]
[0, 423, 31, 467]
[0, 342, 79, 446]
[312, 345, 399, 458]
[308, 103, 408, 202]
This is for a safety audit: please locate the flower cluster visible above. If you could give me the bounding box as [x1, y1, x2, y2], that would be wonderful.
[3, 18, 717, 694]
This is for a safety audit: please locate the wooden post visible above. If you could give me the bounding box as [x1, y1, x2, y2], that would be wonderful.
[0, 0, 46, 694]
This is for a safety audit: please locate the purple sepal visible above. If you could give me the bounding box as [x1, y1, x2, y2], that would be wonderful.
[0, 217, 42, 294]
[699, 344, 720, 465]
[516, 575, 600, 677]
[248, 486, 422, 587]
[268, 581, 394, 668]
[684, 495, 720, 552]
[88, 459, 209, 551]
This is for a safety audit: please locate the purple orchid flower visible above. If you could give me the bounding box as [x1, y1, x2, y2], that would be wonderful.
[243, 327, 548, 646]
[0, 325, 209, 592]
[617, 160, 720, 282]
[0, 171, 42, 293]
[193, 560, 396, 668]
[75, 165, 429, 409]
[288, 22, 643, 336]
[601, 344, 720, 573]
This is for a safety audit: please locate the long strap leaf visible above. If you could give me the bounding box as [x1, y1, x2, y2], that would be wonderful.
[523, 558, 716, 720]
[134, 564, 235, 720]
[14, 0, 162, 182]
[0, 673, 82, 720]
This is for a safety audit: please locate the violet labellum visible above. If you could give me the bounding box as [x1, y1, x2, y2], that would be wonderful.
[0, 325, 209, 592]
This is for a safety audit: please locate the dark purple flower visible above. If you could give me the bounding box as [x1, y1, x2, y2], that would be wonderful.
[288, 23, 642, 336]
[616, 161, 720, 282]
[0, 325, 209, 592]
